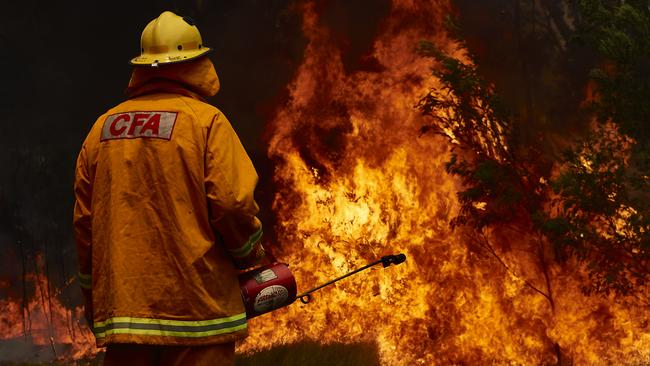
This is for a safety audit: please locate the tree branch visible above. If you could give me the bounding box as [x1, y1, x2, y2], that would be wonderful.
[474, 229, 554, 306]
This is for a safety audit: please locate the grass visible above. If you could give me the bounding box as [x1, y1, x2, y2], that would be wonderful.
[236, 341, 380, 366]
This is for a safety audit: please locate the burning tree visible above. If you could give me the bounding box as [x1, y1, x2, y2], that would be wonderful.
[545, 0, 650, 299]
[237, 1, 650, 365]
[418, 0, 650, 302]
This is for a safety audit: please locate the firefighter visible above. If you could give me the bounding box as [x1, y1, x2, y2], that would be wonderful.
[73, 11, 265, 365]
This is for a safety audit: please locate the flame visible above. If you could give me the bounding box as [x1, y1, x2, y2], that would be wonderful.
[2, 1, 649, 364]
[0, 272, 99, 361]
[238, 1, 650, 365]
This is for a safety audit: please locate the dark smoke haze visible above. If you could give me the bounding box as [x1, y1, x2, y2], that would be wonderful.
[454, 0, 594, 162]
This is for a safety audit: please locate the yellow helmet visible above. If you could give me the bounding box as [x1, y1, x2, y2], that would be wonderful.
[130, 11, 211, 66]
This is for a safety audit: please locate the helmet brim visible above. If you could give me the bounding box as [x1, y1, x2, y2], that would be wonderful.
[129, 47, 212, 66]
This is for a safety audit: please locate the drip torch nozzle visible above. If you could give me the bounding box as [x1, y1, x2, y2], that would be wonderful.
[381, 253, 407, 267]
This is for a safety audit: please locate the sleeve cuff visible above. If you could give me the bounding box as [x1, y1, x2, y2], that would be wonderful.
[233, 244, 266, 270]
[78, 272, 92, 290]
[228, 227, 263, 258]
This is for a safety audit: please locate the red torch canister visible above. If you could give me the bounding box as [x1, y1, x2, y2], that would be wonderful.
[239, 263, 297, 319]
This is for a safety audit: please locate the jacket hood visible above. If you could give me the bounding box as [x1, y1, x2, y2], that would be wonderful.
[126, 56, 220, 98]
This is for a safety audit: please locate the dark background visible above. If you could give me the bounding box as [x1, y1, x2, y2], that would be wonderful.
[0, 0, 307, 302]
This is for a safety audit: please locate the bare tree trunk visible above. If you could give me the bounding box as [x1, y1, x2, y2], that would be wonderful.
[514, 0, 533, 128]
[537, 236, 555, 311]
[59, 241, 76, 341]
[18, 239, 29, 338]
[535, 236, 568, 364]
[513, 2, 563, 362]
[32, 242, 56, 357]
[43, 239, 58, 357]
[477, 227, 567, 365]
[476, 230, 554, 304]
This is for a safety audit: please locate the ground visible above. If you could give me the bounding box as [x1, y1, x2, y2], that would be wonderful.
[0, 341, 380, 366]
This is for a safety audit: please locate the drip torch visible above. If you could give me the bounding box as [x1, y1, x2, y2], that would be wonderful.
[238, 253, 407, 318]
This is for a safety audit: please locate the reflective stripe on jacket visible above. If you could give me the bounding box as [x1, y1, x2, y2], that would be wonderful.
[73, 57, 262, 347]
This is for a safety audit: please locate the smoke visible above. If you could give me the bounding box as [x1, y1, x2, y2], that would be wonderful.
[453, 0, 595, 162]
[317, 0, 392, 73]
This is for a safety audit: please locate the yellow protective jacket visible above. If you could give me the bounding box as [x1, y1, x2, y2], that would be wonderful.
[73, 57, 264, 347]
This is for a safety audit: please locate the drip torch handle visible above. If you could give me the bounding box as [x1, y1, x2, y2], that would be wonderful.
[296, 253, 407, 302]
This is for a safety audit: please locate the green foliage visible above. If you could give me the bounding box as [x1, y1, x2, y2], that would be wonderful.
[445, 154, 533, 229]
[539, 126, 649, 294]
[576, 0, 650, 158]
[418, 0, 650, 299]
[553, 130, 628, 216]
[539, 0, 650, 296]
[416, 41, 509, 143]
[417, 41, 543, 231]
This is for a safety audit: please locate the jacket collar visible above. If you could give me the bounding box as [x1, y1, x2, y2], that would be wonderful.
[126, 79, 206, 100]
[125, 57, 220, 100]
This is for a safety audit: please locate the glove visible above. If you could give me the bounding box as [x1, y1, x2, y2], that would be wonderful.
[233, 243, 267, 270]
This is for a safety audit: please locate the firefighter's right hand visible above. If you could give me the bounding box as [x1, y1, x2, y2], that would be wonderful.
[233, 244, 267, 270]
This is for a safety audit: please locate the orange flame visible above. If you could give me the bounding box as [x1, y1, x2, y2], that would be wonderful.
[0, 272, 99, 362]
[2, 2, 648, 364]
[238, 1, 650, 364]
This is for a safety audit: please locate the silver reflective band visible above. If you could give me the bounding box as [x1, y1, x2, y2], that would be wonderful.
[93, 313, 247, 339]
[229, 227, 263, 258]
